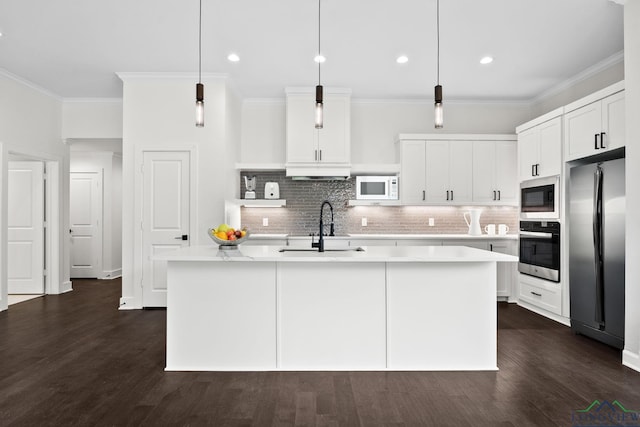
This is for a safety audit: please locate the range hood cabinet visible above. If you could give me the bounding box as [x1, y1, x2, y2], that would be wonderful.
[285, 87, 351, 179]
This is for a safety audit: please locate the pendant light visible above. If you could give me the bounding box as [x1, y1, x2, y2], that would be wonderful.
[434, 0, 443, 129]
[195, 0, 204, 127]
[315, 0, 323, 129]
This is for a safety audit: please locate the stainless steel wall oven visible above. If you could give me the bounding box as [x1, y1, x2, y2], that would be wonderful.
[518, 221, 560, 282]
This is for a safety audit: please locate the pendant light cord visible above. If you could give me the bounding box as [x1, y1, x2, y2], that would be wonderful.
[198, 0, 202, 84]
[436, 0, 440, 85]
[318, 0, 321, 85]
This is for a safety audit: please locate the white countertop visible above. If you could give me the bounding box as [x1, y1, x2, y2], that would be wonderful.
[252, 233, 518, 241]
[157, 244, 518, 263]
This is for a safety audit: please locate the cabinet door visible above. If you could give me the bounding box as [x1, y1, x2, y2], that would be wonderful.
[472, 141, 497, 203]
[318, 96, 350, 163]
[564, 101, 602, 161]
[449, 141, 473, 203]
[490, 241, 513, 298]
[494, 141, 518, 204]
[425, 141, 450, 203]
[286, 96, 317, 163]
[602, 91, 625, 152]
[518, 127, 538, 181]
[400, 141, 427, 204]
[537, 117, 562, 178]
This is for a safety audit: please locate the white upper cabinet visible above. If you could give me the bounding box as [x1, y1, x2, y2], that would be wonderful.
[398, 134, 515, 206]
[472, 140, 518, 205]
[564, 85, 625, 162]
[425, 140, 473, 204]
[517, 116, 562, 181]
[399, 139, 472, 205]
[285, 89, 351, 175]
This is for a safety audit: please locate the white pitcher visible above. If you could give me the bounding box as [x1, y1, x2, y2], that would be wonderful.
[463, 209, 483, 236]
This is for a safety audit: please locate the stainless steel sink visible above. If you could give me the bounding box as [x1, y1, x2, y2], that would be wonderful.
[278, 247, 365, 253]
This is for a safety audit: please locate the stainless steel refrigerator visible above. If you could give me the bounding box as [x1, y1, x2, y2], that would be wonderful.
[569, 157, 625, 349]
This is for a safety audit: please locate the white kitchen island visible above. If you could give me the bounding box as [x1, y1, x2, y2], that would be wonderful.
[158, 245, 517, 372]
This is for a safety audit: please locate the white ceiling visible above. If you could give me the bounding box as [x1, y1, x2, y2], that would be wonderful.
[0, 0, 624, 101]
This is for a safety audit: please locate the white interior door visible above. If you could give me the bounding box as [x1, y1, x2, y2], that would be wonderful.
[70, 172, 102, 278]
[8, 161, 45, 294]
[142, 151, 190, 307]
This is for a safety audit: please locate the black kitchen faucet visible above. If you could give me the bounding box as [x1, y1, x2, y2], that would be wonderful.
[311, 200, 335, 252]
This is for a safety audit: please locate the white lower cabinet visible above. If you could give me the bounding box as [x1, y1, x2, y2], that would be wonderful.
[518, 273, 561, 315]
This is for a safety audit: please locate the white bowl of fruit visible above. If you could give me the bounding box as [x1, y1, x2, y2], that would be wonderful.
[208, 224, 249, 248]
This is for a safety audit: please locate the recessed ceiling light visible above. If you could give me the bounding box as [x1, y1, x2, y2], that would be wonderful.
[227, 53, 240, 62]
[396, 55, 409, 64]
[480, 56, 494, 65]
[314, 55, 326, 63]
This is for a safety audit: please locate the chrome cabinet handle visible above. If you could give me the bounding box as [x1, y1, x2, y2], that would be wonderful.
[531, 291, 542, 297]
[595, 134, 599, 150]
[600, 132, 606, 149]
[497, 190, 501, 200]
[174, 235, 188, 240]
[446, 190, 449, 201]
[422, 190, 426, 201]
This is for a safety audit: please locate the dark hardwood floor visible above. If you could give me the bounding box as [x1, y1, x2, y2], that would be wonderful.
[2, 279, 640, 426]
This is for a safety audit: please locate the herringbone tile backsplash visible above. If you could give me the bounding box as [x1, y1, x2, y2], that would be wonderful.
[239, 171, 519, 235]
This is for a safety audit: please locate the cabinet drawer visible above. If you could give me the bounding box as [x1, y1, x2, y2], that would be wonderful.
[518, 275, 561, 315]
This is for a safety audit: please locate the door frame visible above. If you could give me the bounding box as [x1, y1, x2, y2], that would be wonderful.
[132, 146, 197, 308]
[0, 143, 62, 312]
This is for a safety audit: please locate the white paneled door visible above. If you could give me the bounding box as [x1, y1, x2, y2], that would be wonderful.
[8, 161, 45, 294]
[70, 172, 102, 278]
[142, 152, 190, 307]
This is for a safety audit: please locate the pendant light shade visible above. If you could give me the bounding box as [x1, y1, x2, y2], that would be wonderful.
[315, 0, 323, 129]
[315, 84, 323, 129]
[196, 82, 204, 127]
[434, 0, 443, 129]
[195, 0, 204, 127]
[434, 84, 443, 129]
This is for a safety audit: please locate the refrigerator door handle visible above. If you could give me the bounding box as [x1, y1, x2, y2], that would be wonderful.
[593, 166, 605, 328]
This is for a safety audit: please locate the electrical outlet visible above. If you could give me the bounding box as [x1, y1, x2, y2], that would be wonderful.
[361, 217, 368, 227]
[428, 218, 435, 226]
[262, 217, 269, 227]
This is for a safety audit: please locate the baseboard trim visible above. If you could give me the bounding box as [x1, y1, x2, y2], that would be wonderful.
[517, 300, 571, 326]
[60, 281, 73, 294]
[623, 350, 640, 373]
[100, 269, 122, 280]
[118, 296, 140, 310]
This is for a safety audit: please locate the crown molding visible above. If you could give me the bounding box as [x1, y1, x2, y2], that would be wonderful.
[0, 67, 62, 100]
[532, 50, 624, 104]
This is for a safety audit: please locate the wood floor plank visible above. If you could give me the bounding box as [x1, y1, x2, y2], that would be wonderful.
[2, 279, 640, 426]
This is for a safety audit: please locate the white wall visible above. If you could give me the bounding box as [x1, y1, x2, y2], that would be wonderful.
[623, 0, 640, 372]
[239, 98, 532, 166]
[119, 74, 231, 308]
[62, 99, 123, 139]
[0, 72, 70, 311]
[70, 151, 122, 278]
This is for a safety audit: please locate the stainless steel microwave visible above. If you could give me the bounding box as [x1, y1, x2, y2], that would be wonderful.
[520, 175, 559, 219]
[356, 175, 399, 200]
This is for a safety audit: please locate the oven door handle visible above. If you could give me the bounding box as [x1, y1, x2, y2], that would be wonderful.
[519, 231, 554, 239]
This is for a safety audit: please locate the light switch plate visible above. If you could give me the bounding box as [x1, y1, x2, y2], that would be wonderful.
[361, 217, 368, 227]
[429, 218, 435, 226]
[262, 217, 269, 226]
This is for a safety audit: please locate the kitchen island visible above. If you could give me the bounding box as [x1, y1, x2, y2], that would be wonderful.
[158, 245, 517, 372]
